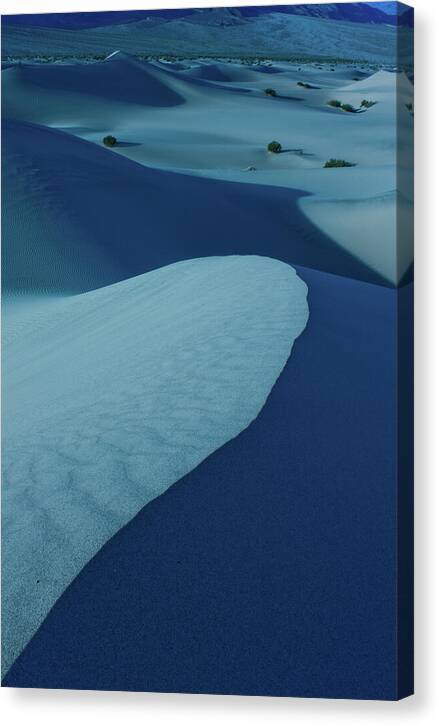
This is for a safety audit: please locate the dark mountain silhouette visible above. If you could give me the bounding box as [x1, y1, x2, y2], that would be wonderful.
[2, 3, 414, 30]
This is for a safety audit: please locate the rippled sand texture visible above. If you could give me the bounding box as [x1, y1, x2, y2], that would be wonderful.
[2, 255, 308, 675]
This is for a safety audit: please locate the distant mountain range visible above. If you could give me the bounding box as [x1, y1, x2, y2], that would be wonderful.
[1, 4, 414, 64]
[2, 3, 414, 31]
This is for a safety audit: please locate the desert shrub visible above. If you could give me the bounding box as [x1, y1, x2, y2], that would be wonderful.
[360, 99, 376, 108]
[327, 99, 342, 108]
[406, 102, 413, 112]
[324, 158, 356, 168]
[341, 103, 356, 113]
[267, 140, 282, 153]
[264, 88, 277, 97]
[297, 81, 312, 89]
[103, 135, 117, 147]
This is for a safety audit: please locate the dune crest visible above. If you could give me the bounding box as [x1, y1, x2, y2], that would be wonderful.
[2, 254, 309, 676]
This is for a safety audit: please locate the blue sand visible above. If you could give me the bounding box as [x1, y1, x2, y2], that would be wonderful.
[4, 267, 407, 700]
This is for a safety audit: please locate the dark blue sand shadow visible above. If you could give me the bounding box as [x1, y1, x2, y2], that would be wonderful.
[113, 141, 142, 148]
[280, 95, 305, 102]
[16, 60, 185, 107]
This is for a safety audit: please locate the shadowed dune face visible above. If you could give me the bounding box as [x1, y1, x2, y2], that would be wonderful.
[1, 255, 308, 677]
[6, 53, 186, 107]
[1, 118, 390, 294]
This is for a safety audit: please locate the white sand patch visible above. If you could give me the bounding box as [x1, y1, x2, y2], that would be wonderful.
[2, 255, 308, 675]
[299, 190, 412, 284]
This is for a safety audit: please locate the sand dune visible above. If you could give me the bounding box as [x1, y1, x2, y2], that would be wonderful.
[2, 254, 308, 677]
[296, 71, 413, 282]
[2, 120, 122, 295]
[3, 117, 389, 293]
[183, 61, 231, 82]
[3, 51, 185, 112]
[179, 60, 284, 84]
[3, 265, 403, 697]
[1, 9, 414, 693]
[2, 55, 413, 284]
[1, 7, 413, 695]
[299, 190, 410, 284]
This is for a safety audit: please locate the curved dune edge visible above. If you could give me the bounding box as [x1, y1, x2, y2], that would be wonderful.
[2, 254, 309, 676]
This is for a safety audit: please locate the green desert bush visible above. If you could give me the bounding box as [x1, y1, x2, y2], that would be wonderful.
[297, 81, 312, 89]
[360, 99, 376, 108]
[341, 103, 356, 113]
[267, 140, 282, 154]
[324, 158, 356, 168]
[327, 99, 342, 108]
[264, 88, 277, 97]
[103, 135, 117, 147]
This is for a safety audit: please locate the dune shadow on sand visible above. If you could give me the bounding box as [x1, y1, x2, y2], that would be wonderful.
[276, 148, 315, 157]
[275, 94, 305, 102]
[114, 141, 142, 148]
